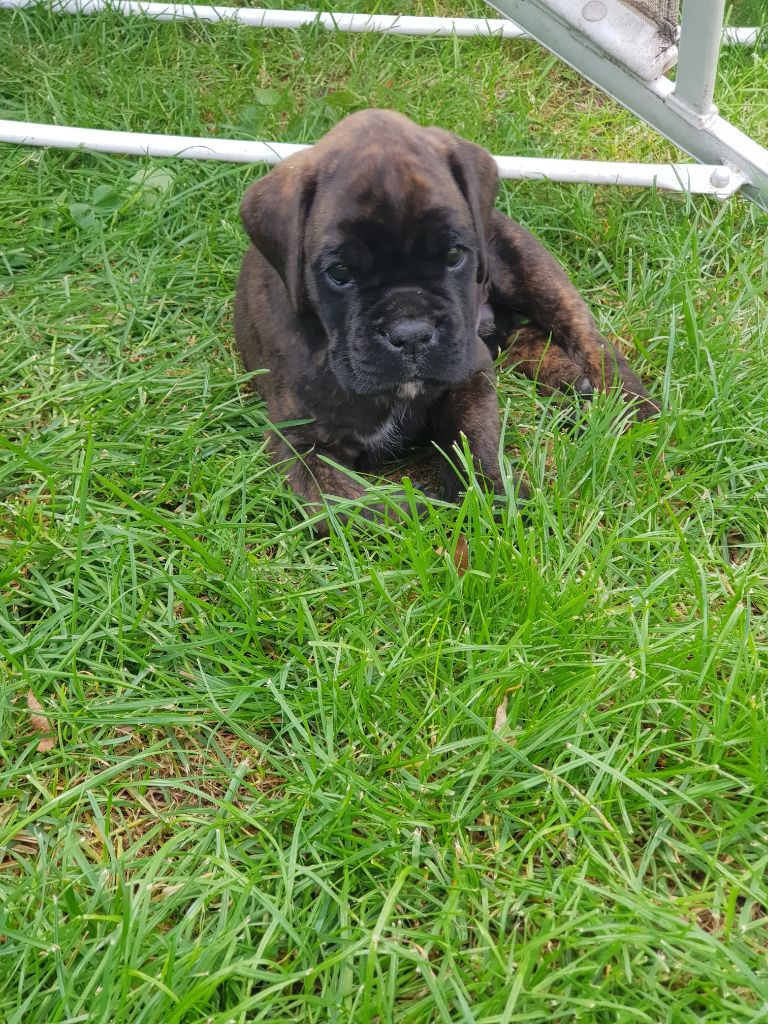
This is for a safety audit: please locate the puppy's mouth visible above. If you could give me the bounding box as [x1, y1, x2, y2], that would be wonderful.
[336, 366, 459, 398]
[331, 323, 476, 396]
[336, 372, 427, 398]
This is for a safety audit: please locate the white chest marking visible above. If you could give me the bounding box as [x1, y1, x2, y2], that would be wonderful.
[354, 384, 423, 455]
[356, 411, 401, 454]
[397, 381, 424, 401]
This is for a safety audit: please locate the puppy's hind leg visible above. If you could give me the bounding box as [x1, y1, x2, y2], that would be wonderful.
[487, 209, 659, 420]
[503, 325, 594, 397]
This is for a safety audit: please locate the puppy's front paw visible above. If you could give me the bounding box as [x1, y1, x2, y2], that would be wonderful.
[439, 460, 529, 505]
[621, 387, 661, 422]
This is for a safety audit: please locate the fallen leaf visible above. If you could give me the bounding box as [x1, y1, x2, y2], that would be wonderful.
[26, 691, 47, 730]
[453, 534, 469, 576]
[26, 691, 55, 752]
[494, 695, 508, 733]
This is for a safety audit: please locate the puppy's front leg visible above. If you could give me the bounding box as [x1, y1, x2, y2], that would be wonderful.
[268, 433, 366, 534]
[430, 340, 529, 502]
[270, 433, 424, 534]
[488, 209, 659, 420]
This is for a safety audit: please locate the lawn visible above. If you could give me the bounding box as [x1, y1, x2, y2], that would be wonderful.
[1, 1, 767, 1021]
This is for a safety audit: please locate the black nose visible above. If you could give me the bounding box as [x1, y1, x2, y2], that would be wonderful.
[384, 319, 436, 350]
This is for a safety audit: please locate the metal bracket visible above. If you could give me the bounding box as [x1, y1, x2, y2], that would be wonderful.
[484, 0, 768, 209]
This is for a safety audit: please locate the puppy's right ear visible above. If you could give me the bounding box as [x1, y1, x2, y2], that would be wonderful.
[240, 155, 317, 316]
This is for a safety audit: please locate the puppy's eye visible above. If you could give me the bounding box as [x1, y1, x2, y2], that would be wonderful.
[326, 263, 353, 286]
[445, 246, 465, 268]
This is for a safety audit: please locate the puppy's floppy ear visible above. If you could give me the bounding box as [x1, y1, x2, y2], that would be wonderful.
[240, 154, 317, 315]
[426, 128, 499, 284]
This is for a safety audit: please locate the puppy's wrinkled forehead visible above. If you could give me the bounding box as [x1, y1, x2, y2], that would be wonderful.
[314, 175, 468, 264]
[307, 112, 472, 249]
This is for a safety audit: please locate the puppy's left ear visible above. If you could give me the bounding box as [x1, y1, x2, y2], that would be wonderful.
[240, 153, 317, 315]
[427, 128, 499, 284]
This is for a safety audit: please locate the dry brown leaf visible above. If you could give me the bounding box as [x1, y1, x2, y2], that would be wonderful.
[493, 695, 508, 733]
[26, 690, 48, 731]
[453, 534, 469, 576]
[26, 690, 55, 752]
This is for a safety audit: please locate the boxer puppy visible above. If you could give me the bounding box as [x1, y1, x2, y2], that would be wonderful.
[234, 109, 656, 528]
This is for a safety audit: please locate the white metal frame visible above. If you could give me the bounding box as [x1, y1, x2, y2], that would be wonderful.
[0, 0, 766, 205]
[0, 0, 761, 44]
[484, 0, 768, 207]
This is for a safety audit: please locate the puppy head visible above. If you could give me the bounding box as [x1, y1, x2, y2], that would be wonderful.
[240, 110, 498, 396]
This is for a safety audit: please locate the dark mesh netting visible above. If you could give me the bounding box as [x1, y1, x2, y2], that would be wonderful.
[619, 0, 678, 40]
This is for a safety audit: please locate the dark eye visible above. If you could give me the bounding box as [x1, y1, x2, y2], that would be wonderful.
[445, 246, 465, 268]
[326, 262, 353, 286]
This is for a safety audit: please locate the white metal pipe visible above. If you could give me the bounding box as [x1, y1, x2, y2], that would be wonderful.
[0, 0, 759, 45]
[491, 155, 742, 194]
[0, 120, 308, 162]
[0, 0, 527, 36]
[674, 0, 727, 116]
[0, 120, 745, 196]
[722, 27, 762, 46]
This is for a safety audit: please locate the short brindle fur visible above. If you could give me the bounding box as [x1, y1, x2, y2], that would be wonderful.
[234, 110, 657, 529]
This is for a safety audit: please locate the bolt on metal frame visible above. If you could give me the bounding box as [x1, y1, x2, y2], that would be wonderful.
[0, 0, 765, 205]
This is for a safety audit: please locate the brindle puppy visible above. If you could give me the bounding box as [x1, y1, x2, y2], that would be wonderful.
[234, 109, 657, 528]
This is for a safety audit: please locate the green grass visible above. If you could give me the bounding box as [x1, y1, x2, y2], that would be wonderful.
[1, 2, 768, 1021]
